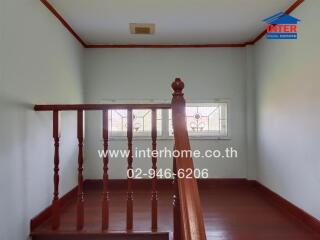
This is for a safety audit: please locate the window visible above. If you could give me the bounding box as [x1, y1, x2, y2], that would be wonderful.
[109, 109, 162, 137]
[168, 103, 228, 137]
[107, 102, 228, 139]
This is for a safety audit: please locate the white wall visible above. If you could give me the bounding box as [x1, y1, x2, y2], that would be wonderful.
[83, 48, 248, 179]
[254, 0, 320, 220]
[3, 1, 319, 238]
[245, 46, 257, 180]
[0, 0, 84, 239]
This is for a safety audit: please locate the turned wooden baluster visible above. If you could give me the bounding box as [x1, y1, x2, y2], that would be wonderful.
[127, 109, 133, 230]
[52, 110, 60, 230]
[102, 110, 110, 230]
[77, 110, 85, 230]
[151, 109, 158, 231]
[173, 155, 181, 240]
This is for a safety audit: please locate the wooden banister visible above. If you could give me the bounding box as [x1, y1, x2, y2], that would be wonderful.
[35, 103, 170, 232]
[34, 79, 206, 238]
[172, 155, 181, 240]
[34, 104, 171, 111]
[171, 78, 207, 240]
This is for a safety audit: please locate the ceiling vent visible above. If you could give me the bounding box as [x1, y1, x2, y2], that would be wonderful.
[130, 23, 155, 35]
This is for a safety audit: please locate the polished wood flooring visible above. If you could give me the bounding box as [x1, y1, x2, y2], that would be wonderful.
[32, 182, 320, 240]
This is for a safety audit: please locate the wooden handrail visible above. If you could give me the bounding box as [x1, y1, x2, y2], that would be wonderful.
[171, 78, 207, 240]
[34, 103, 171, 111]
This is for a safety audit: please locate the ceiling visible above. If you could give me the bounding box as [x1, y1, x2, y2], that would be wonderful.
[47, 0, 299, 45]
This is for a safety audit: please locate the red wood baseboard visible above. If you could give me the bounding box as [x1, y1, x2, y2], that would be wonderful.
[198, 178, 248, 187]
[31, 232, 169, 240]
[250, 180, 320, 234]
[30, 186, 78, 231]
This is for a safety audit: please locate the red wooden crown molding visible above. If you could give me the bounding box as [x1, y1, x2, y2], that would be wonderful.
[41, 0, 304, 48]
[40, 0, 87, 47]
[86, 43, 247, 48]
[247, 0, 305, 45]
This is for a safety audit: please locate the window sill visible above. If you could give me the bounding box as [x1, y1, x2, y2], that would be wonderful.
[108, 136, 231, 141]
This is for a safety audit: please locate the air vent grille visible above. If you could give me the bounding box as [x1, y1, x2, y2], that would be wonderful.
[130, 23, 155, 35]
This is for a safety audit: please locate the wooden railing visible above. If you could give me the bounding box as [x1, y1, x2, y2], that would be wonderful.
[34, 78, 206, 239]
[171, 79, 207, 240]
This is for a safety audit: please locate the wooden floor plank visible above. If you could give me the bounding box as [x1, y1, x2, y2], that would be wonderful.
[31, 183, 320, 240]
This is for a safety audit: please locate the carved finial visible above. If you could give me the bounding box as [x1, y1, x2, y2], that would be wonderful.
[172, 78, 184, 96]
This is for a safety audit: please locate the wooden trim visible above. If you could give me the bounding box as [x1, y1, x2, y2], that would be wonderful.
[286, 0, 305, 15]
[197, 178, 248, 187]
[34, 104, 171, 111]
[86, 44, 246, 48]
[30, 185, 78, 231]
[248, 0, 305, 45]
[40, 0, 305, 48]
[250, 180, 320, 234]
[40, 0, 87, 47]
[31, 232, 170, 240]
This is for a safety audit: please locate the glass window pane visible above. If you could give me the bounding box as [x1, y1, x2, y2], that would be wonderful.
[169, 103, 228, 137]
[109, 110, 127, 136]
[109, 109, 162, 137]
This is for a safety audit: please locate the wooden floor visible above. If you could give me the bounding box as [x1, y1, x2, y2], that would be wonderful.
[32, 182, 320, 240]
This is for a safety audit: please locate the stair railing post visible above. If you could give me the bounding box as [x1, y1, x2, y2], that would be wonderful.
[102, 110, 110, 230]
[126, 109, 134, 230]
[76, 110, 85, 230]
[151, 109, 158, 231]
[52, 110, 61, 230]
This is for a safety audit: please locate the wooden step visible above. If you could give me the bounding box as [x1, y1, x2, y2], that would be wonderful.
[31, 232, 170, 240]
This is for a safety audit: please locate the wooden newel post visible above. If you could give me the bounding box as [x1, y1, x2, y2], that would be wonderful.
[173, 156, 181, 240]
[171, 79, 185, 240]
[171, 78, 207, 240]
[52, 110, 61, 230]
[77, 110, 85, 230]
[171, 78, 186, 115]
[102, 110, 110, 230]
